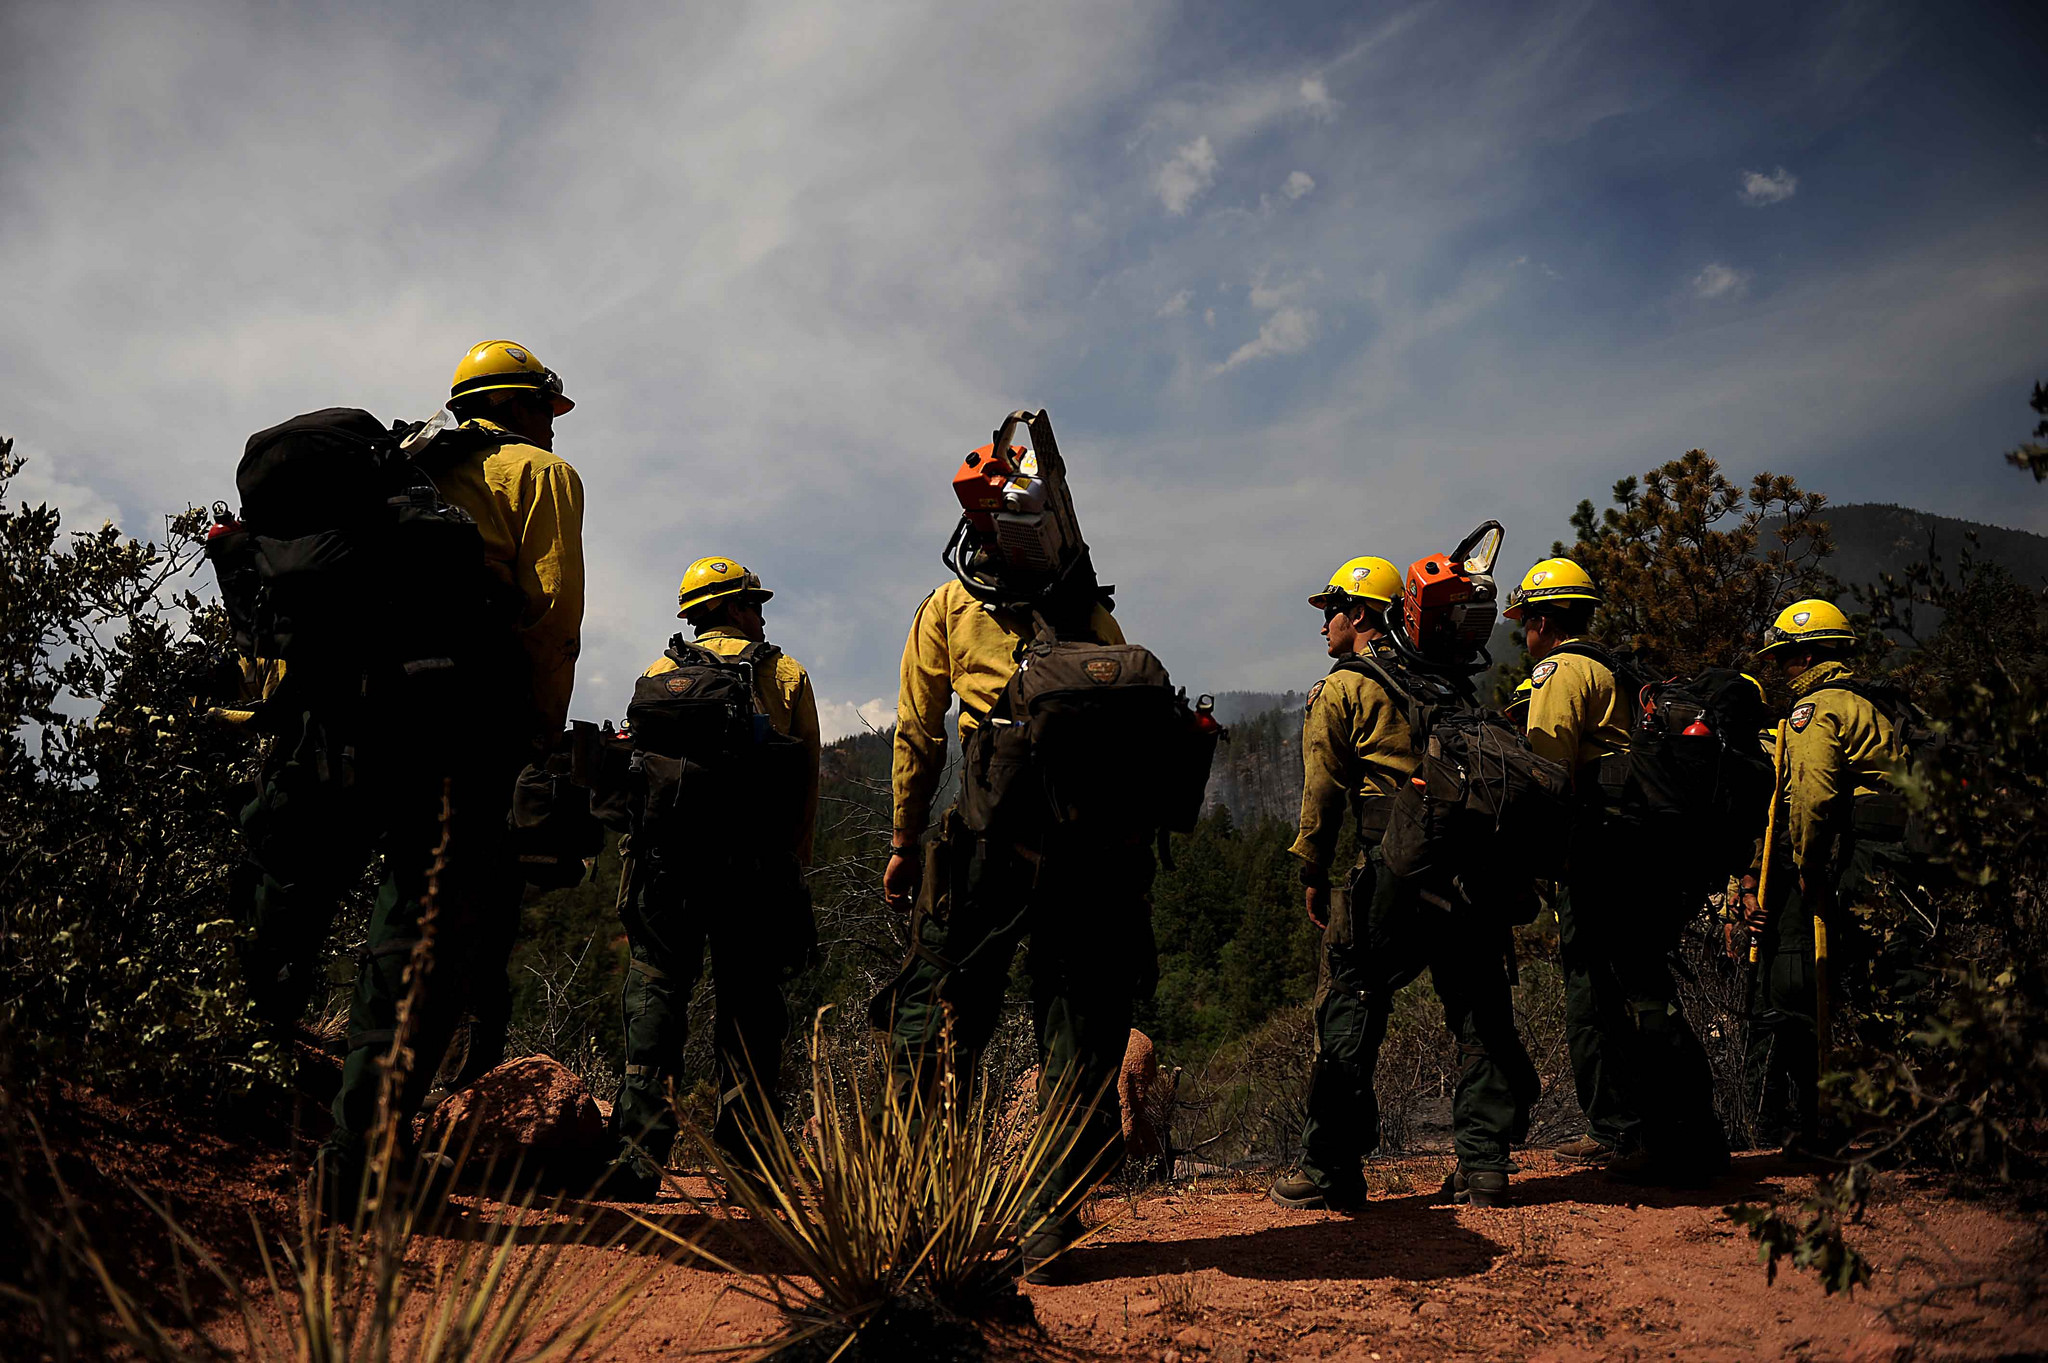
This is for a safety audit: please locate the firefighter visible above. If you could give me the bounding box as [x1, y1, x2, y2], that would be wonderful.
[1745, 600, 1917, 1151]
[875, 533, 1147, 1285]
[1267, 558, 1539, 1212]
[1503, 677, 1534, 728]
[599, 558, 821, 1200]
[315, 340, 585, 1215]
[1508, 558, 1725, 1184]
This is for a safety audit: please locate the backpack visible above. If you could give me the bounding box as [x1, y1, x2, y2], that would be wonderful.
[621, 637, 810, 857]
[1548, 643, 1775, 881]
[205, 408, 505, 722]
[1344, 650, 1573, 913]
[958, 616, 1218, 841]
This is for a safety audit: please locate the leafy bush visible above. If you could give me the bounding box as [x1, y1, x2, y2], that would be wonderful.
[0, 442, 276, 1099]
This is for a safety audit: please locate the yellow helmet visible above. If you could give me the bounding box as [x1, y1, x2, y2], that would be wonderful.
[1308, 556, 1402, 611]
[1503, 677, 1535, 721]
[450, 339, 574, 415]
[677, 555, 772, 618]
[1503, 557, 1601, 621]
[1758, 599, 1855, 655]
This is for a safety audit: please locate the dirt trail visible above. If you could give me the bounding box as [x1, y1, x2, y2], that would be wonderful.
[589, 1153, 2045, 1362]
[25, 1090, 2046, 1361]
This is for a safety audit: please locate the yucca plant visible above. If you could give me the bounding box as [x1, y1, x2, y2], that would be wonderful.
[635, 1011, 1116, 1358]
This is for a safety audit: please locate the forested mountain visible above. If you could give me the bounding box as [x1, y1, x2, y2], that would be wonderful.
[1825, 503, 2048, 593]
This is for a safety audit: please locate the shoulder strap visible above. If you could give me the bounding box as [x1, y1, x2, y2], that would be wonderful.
[663, 634, 721, 668]
[1813, 676, 1919, 731]
[1546, 639, 1619, 670]
[1334, 651, 1434, 747]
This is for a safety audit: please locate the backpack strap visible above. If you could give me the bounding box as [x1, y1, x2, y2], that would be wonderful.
[1545, 639, 1620, 670]
[1807, 676, 1920, 733]
[1332, 650, 1434, 745]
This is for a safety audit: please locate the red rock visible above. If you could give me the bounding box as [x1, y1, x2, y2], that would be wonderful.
[419, 1054, 608, 1187]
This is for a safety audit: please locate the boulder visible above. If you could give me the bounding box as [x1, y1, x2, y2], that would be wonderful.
[1006, 1029, 1178, 1169]
[418, 1054, 610, 1188]
[1119, 1029, 1178, 1161]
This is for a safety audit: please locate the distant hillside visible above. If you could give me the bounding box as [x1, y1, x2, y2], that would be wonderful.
[1825, 503, 2048, 594]
[1209, 690, 1303, 725]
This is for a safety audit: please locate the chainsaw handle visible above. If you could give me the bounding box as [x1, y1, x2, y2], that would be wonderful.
[988, 409, 1063, 480]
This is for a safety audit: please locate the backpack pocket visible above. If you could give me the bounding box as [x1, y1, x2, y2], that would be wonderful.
[1382, 756, 1466, 878]
[510, 759, 604, 889]
[959, 718, 1037, 836]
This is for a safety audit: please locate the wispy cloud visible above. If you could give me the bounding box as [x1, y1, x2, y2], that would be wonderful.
[1739, 165, 1798, 206]
[1156, 289, 1193, 317]
[1155, 135, 1218, 214]
[1214, 305, 1319, 373]
[1692, 261, 1751, 299]
[1281, 170, 1316, 200]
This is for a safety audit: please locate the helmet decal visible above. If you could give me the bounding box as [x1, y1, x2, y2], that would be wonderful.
[505, 346, 528, 363]
[712, 561, 730, 574]
[1531, 570, 1551, 586]
[1792, 610, 1812, 626]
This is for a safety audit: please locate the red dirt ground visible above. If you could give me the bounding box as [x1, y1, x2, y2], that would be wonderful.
[19, 1086, 2048, 1362]
[586, 1153, 2048, 1362]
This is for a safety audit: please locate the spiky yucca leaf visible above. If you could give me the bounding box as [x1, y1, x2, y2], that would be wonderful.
[635, 1010, 1118, 1352]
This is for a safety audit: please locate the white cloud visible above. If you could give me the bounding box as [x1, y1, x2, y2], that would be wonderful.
[1281, 170, 1315, 200]
[1739, 166, 1798, 206]
[1154, 135, 1218, 215]
[1692, 262, 1751, 300]
[1213, 305, 1319, 373]
[1202, 307, 1215, 328]
[1156, 289, 1193, 318]
[3, 440, 123, 530]
[815, 695, 894, 742]
[1299, 76, 1337, 120]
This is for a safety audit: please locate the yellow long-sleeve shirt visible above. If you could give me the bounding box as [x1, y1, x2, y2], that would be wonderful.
[1289, 654, 1418, 885]
[642, 626, 823, 865]
[1524, 640, 1632, 780]
[891, 578, 1122, 836]
[1780, 661, 1903, 871]
[430, 418, 585, 740]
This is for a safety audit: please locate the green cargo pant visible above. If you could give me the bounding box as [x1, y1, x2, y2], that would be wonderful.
[1567, 825, 1726, 1170]
[875, 819, 1157, 1230]
[610, 849, 805, 1173]
[1298, 847, 1540, 1198]
[329, 749, 527, 1147]
[1746, 833, 1918, 1144]
[1551, 884, 1643, 1154]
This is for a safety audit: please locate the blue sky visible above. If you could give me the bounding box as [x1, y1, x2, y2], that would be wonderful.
[3, 0, 2044, 733]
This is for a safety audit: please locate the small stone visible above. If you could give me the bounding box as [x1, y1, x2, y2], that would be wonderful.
[1417, 1301, 1448, 1320]
[1175, 1325, 1215, 1349]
